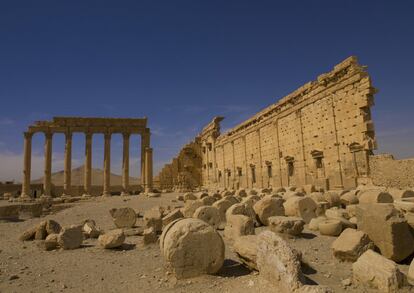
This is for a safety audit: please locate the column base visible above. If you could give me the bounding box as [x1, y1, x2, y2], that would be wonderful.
[20, 193, 32, 199]
[121, 191, 130, 196]
[144, 188, 153, 194]
[101, 192, 111, 197]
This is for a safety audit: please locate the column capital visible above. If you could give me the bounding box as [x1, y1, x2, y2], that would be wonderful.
[24, 131, 33, 139]
[44, 131, 53, 139]
[65, 130, 73, 139]
[85, 132, 93, 139]
[122, 132, 131, 139]
[104, 132, 112, 140]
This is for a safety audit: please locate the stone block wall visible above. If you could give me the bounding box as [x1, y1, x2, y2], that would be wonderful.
[369, 154, 414, 189]
[158, 139, 202, 191]
[199, 56, 377, 190]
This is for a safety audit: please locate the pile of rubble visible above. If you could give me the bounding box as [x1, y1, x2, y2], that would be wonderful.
[165, 185, 414, 292]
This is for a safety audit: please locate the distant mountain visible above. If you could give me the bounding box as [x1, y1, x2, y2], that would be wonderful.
[32, 165, 140, 186]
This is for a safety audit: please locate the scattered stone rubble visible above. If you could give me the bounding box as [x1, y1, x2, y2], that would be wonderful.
[9, 183, 414, 292]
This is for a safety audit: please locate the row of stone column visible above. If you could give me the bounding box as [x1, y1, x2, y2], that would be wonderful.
[20, 131, 153, 198]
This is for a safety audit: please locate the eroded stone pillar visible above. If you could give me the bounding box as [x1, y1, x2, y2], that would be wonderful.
[144, 147, 153, 193]
[121, 132, 130, 196]
[43, 132, 53, 197]
[84, 133, 92, 195]
[63, 131, 72, 196]
[102, 132, 111, 196]
[141, 131, 150, 188]
[21, 132, 33, 198]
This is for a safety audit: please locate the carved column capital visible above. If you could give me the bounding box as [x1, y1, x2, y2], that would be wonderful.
[24, 131, 33, 139]
[44, 131, 53, 139]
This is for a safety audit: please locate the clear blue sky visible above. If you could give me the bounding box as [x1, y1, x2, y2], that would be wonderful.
[1, 0, 413, 181]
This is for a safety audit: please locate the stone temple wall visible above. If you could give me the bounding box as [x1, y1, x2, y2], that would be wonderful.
[369, 154, 414, 189]
[158, 139, 202, 191]
[199, 56, 377, 191]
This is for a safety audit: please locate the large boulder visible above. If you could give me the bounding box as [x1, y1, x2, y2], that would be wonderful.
[45, 219, 62, 235]
[253, 197, 285, 226]
[356, 204, 414, 262]
[58, 225, 83, 250]
[82, 219, 101, 239]
[199, 195, 216, 206]
[193, 206, 221, 229]
[352, 250, 405, 292]
[284, 196, 317, 223]
[268, 216, 304, 236]
[98, 229, 125, 249]
[224, 215, 255, 240]
[160, 218, 225, 279]
[110, 207, 137, 228]
[257, 231, 305, 292]
[232, 235, 258, 270]
[331, 228, 374, 262]
[184, 192, 197, 201]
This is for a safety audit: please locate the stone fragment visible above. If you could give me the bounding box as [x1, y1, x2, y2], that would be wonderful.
[42, 233, 59, 251]
[143, 207, 163, 232]
[58, 225, 83, 250]
[182, 200, 203, 218]
[318, 219, 342, 236]
[331, 228, 374, 262]
[340, 192, 359, 205]
[232, 235, 258, 270]
[183, 192, 196, 201]
[19, 226, 37, 241]
[199, 195, 216, 206]
[160, 218, 225, 279]
[19, 203, 43, 219]
[212, 198, 232, 223]
[98, 229, 125, 249]
[193, 206, 221, 229]
[257, 231, 304, 291]
[394, 200, 414, 213]
[253, 197, 285, 226]
[82, 220, 101, 238]
[323, 191, 341, 207]
[352, 250, 405, 292]
[242, 195, 261, 207]
[358, 190, 393, 204]
[143, 227, 158, 245]
[408, 258, 414, 284]
[35, 221, 47, 240]
[268, 216, 305, 236]
[308, 216, 326, 231]
[236, 189, 247, 197]
[109, 207, 137, 228]
[195, 192, 208, 199]
[224, 215, 255, 240]
[225, 203, 248, 218]
[162, 209, 184, 227]
[45, 219, 62, 235]
[309, 192, 325, 203]
[224, 195, 239, 205]
[284, 196, 317, 223]
[356, 204, 414, 262]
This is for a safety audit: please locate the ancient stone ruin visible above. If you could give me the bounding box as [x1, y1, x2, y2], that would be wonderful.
[2, 57, 414, 293]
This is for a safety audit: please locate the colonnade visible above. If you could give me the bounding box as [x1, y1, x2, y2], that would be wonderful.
[20, 129, 153, 198]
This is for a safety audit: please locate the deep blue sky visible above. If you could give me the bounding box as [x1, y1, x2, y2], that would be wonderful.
[1, 1, 413, 181]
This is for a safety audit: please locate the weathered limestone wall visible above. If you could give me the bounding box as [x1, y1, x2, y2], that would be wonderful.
[369, 154, 414, 189]
[200, 56, 377, 191]
[158, 139, 202, 191]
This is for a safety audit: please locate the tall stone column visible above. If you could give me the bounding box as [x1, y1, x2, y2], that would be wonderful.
[102, 132, 111, 196]
[141, 131, 149, 189]
[43, 132, 53, 197]
[63, 131, 72, 196]
[121, 132, 130, 196]
[21, 132, 33, 198]
[144, 147, 153, 193]
[84, 133, 92, 195]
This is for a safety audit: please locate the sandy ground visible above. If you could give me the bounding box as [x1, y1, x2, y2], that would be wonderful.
[0, 193, 412, 293]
